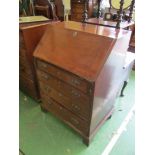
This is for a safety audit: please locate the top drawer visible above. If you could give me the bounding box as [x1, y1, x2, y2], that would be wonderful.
[36, 59, 90, 94]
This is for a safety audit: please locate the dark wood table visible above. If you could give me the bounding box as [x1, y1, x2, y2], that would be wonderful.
[84, 18, 134, 29]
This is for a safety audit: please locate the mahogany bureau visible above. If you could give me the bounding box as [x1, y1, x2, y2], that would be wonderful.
[33, 21, 132, 145]
[19, 16, 59, 100]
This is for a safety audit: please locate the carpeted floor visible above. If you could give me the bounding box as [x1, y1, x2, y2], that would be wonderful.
[19, 71, 135, 155]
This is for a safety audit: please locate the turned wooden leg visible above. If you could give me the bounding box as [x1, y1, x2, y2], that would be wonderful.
[40, 105, 48, 113]
[120, 81, 128, 97]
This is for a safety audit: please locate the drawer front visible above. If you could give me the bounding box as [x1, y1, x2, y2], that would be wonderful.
[37, 59, 89, 94]
[39, 81, 90, 120]
[20, 75, 38, 99]
[37, 70, 90, 103]
[42, 96, 89, 135]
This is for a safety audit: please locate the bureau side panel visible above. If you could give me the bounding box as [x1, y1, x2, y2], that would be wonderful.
[20, 24, 51, 99]
[90, 31, 131, 134]
[22, 24, 50, 64]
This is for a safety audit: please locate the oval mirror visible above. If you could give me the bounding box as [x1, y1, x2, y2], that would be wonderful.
[109, 0, 132, 10]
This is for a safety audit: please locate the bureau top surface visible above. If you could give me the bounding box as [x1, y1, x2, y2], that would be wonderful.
[19, 16, 49, 23]
[34, 21, 130, 81]
[85, 18, 134, 29]
[19, 16, 58, 30]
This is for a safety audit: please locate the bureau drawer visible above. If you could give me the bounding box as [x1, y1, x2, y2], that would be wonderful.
[42, 96, 89, 135]
[37, 59, 89, 94]
[37, 70, 90, 102]
[39, 81, 90, 120]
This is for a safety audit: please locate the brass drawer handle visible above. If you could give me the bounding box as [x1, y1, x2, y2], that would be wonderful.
[71, 117, 79, 125]
[71, 90, 80, 97]
[72, 104, 80, 111]
[71, 79, 81, 85]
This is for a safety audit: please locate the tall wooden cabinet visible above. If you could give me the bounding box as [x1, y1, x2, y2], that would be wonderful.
[71, 0, 97, 22]
[19, 16, 59, 100]
[34, 21, 132, 145]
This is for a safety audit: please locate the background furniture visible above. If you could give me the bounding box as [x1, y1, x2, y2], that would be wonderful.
[71, 0, 98, 22]
[34, 5, 51, 18]
[34, 0, 57, 19]
[19, 0, 35, 16]
[54, 0, 65, 20]
[34, 21, 132, 145]
[84, 18, 134, 29]
[83, 0, 135, 29]
[34, 0, 64, 20]
[19, 16, 59, 100]
[108, 0, 133, 16]
[83, 0, 135, 72]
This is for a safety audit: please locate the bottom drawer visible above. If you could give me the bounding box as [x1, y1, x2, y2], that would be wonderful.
[20, 75, 39, 100]
[42, 96, 89, 136]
